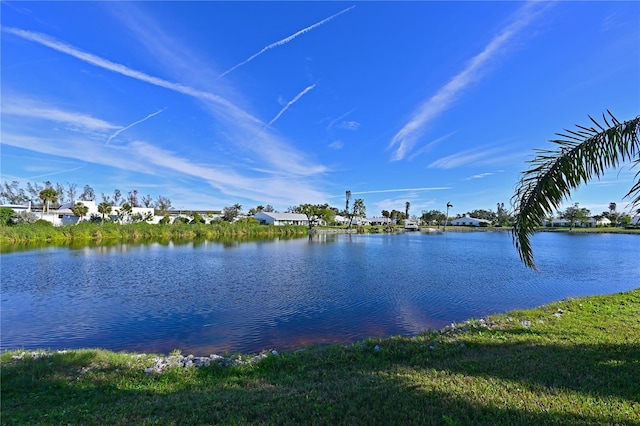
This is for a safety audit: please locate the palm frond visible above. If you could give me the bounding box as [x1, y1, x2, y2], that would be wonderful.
[511, 112, 640, 270]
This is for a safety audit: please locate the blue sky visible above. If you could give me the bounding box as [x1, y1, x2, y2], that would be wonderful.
[1, 1, 639, 217]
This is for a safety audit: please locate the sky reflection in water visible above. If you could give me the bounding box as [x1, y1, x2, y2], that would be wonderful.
[1, 232, 638, 355]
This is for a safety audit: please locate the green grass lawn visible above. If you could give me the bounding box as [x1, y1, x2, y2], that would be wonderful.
[539, 226, 640, 234]
[2, 289, 639, 425]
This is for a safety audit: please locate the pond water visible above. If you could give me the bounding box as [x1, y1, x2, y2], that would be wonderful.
[1, 231, 638, 355]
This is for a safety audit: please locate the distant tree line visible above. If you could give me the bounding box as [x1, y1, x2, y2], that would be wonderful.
[550, 202, 634, 229]
[6, 181, 632, 230]
[1, 180, 173, 215]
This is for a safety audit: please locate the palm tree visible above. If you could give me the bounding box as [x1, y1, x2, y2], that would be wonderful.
[118, 203, 133, 224]
[443, 202, 453, 231]
[71, 202, 89, 223]
[608, 201, 619, 227]
[345, 190, 352, 228]
[98, 201, 113, 224]
[512, 112, 640, 270]
[351, 198, 366, 227]
[38, 187, 58, 215]
[405, 201, 410, 220]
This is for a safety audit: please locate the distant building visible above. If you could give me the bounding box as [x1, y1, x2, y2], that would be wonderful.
[253, 212, 309, 226]
[545, 216, 609, 228]
[590, 217, 611, 227]
[548, 218, 571, 227]
[451, 215, 491, 227]
[367, 217, 393, 226]
[404, 221, 419, 231]
[35, 201, 155, 226]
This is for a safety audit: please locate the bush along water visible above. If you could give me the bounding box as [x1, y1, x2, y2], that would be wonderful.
[0, 221, 308, 246]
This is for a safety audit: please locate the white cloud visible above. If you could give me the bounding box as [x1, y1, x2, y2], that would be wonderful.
[428, 147, 528, 170]
[2, 27, 259, 124]
[328, 140, 344, 150]
[372, 196, 440, 217]
[601, 10, 625, 32]
[428, 148, 496, 170]
[389, 1, 548, 161]
[2, 96, 119, 131]
[3, 26, 328, 181]
[338, 121, 360, 131]
[326, 108, 356, 131]
[337, 187, 450, 197]
[464, 172, 494, 180]
[407, 131, 456, 161]
[1, 130, 326, 206]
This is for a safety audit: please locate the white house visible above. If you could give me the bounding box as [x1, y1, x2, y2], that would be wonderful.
[54, 201, 101, 225]
[41, 201, 155, 226]
[253, 212, 309, 226]
[590, 217, 611, 227]
[367, 217, 393, 226]
[451, 215, 491, 227]
[333, 215, 349, 225]
[549, 218, 571, 227]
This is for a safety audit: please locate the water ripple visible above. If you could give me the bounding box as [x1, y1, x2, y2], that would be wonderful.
[1, 232, 638, 354]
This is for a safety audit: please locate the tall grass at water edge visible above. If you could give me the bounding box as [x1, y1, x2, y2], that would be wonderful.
[0, 221, 308, 245]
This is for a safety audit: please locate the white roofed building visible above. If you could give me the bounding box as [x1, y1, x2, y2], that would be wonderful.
[451, 215, 492, 227]
[253, 212, 309, 226]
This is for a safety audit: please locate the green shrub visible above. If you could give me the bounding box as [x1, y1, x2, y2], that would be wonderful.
[191, 212, 204, 224]
[0, 208, 15, 226]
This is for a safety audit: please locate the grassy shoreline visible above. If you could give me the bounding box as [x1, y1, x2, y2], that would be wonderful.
[3, 289, 638, 425]
[2, 222, 638, 247]
[0, 221, 309, 246]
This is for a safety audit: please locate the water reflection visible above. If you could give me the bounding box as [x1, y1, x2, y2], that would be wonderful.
[1, 234, 302, 254]
[1, 232, 638, 355]
[308, 233, 340, 244]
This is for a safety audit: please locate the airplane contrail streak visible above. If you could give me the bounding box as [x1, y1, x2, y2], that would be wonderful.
[106, 108, 167, 145]
[268, 84, 316, 126]
[219, 5, 355, 78]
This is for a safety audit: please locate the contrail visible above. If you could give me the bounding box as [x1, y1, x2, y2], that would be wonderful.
[268, 84, 316, 126]
[326, 108, 356, 131]
[389, 1, 549, 161]
[219, 5, 355, 78]
[25, 164, 87, 180]
[350, 187, 450, 195]
[106, 108, 167, 145]
[329, 187, 450, 198]
[3, 27, 261, 126]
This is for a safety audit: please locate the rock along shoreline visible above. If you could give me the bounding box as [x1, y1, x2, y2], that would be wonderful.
[7, 305, 569, 375]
